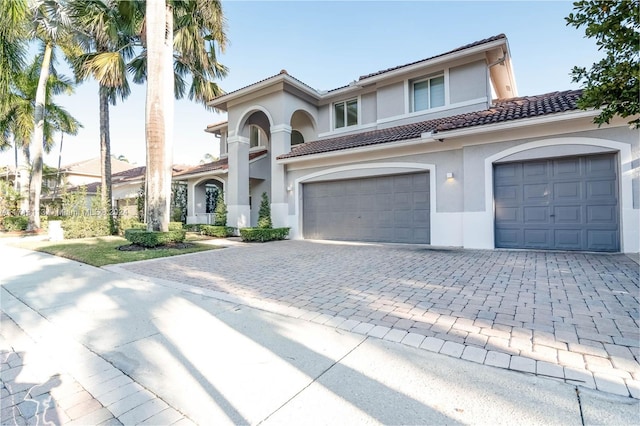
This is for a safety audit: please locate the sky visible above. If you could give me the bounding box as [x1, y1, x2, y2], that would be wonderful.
[0, 0, 604, 169]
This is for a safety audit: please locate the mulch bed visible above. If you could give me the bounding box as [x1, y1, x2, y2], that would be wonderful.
[117, 242, 197, 251]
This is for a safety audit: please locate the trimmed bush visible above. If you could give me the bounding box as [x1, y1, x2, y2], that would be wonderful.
[200, 225, 235, 238]
[239, 227, 290, 242]
[169, 222, 184, 231]
[184, 224, 201, 232]
[124, 228, 186, 248]
[117, 217, 145, 235]
[61, 217, 110, 239]
[257, 192, 272, 229]
[2, 216, 28, 231]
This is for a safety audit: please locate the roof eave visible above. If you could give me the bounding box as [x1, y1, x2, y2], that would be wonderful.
[208, 74, 321, 110]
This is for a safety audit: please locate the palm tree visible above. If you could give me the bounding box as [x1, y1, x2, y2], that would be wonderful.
[27, 0, 81, 231]
[139, 0, 228, 232]
[0, 55, 81, 213]
[69, 0, 140, 234]
[0, 0, 28, 107]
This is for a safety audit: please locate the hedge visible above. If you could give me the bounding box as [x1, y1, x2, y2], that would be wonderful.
[239, 227, 290, 242]
[2, 216, 28, 231]
[124, 228, 186, 248]
[1, 216, 50, 232]
[61, 217, 110, 239]
[200, 225, 235, 238]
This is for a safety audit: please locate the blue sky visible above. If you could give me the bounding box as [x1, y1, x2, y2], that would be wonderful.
[1, 1, 603, 168]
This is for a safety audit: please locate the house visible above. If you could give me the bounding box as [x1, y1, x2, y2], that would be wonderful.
[179, 34, 638, 253]
[78, 164, 190, 220]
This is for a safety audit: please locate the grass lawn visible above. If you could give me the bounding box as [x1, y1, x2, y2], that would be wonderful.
[14, 235, 220, 267]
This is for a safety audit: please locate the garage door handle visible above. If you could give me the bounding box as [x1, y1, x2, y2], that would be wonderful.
[550, 214, 555, 217]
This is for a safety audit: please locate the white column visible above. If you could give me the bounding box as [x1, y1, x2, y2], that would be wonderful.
[227, 135, 250, 228]
[269, 124, 292, 228]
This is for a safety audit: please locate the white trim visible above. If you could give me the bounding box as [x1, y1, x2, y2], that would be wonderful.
[377, 96, 488, 126]
[318, 122, 377, 138]
[292, 162, 436, 242]
[479, 137, 637, 252]
[410, 72, 446, 112]
[331, 96, 361, 131]
[228, 135, 250, 145]
[233, 105, 275, 137]
[192, 175, 226, 188]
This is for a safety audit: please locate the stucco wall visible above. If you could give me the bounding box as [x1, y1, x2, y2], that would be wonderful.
[376, 82, 404, 120]
[449, 60, 488, 104]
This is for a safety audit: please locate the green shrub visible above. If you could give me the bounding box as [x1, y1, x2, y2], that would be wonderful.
[124, 229, 186, 248]
[2, 216, 28, 231]
[214, 191, 228, 226]
[257, 192, 272, 229]
[116, 216, 144, 235]
[184, 224, 201, 232]
[169, 222, 183, 231]
[200, 225, 234, 238]
[239, 227, 289, 242]
[61, 217, 110, 239]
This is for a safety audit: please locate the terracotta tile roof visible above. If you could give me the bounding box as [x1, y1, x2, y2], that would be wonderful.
[60, 157, 136, 176]
[66, 165, 192, 194]
[209, 70, 320, 103]
[278, 90, 582, 160]
[358, 34, 506, 81]
[174, 149, 268, 177]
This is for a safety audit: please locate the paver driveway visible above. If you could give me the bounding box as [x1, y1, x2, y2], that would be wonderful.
[111, 240, 640, 398]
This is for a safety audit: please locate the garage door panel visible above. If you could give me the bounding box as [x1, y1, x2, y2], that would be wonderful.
[554, 206, 582, 223]
[588, 180, 616, 198]
[587, 156, 616, 176]
[524, 183, 550, 202]
[523, 162, 548, 179]
[554, 181, 581, 200]
[495, 185, 520, 203]
[496, 206, 520, 222]
[524, 229, 551, 246]
[523, 206, 550, 223]
[587, 230, 618, 250]
[587, 205, 616, 223]
[554, 229, 582, 250]
[303, 173, 430, 244]
[554, 158, 581, 177]
[494, 153, 619, 252]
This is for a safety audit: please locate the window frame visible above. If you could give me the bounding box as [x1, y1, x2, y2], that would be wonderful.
[333, 98, 359, 130]
[411, 74, 445, 112]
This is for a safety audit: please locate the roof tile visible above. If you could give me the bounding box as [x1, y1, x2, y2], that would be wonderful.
[277, 90, 582, 160]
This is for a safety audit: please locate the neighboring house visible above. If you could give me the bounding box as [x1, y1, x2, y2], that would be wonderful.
[183, 34, 638, 253]
[79, 165, 190, 219]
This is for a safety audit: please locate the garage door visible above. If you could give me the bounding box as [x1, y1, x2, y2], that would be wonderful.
[303, 173, 430, 244]
[494, 153, 619, 252]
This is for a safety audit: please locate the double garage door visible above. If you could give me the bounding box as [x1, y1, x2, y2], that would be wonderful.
[494, 153, 619, 252]
[302, 173, 430, 244]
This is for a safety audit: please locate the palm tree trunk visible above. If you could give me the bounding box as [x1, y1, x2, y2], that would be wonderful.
[27, 41, 52, 231]
[145, 0, 173, 232]
[99, 88, 114, 233]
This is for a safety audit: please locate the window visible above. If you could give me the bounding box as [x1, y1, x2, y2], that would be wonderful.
[334, 99, 358, 129]
[291, 130, 304, 146]
[249, 125, 267, 148]
[412, 75, 445, 112]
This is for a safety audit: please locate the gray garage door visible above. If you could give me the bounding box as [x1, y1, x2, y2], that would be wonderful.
[303, 173, 430, 244]
[494, 153, 619, 252]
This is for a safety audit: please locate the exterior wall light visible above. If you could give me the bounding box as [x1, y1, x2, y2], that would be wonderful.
[446, 172, 454, 179]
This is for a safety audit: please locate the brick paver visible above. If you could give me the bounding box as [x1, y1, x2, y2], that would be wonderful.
[113, 240, 640, 398]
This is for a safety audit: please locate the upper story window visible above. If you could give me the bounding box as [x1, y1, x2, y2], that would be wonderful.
[412, 75, 445, 112]
[249, 125, 267, 148]
[334, 99, 358, 129]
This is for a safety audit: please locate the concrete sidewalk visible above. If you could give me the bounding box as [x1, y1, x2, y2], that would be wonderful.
[1, 242, 638, 425]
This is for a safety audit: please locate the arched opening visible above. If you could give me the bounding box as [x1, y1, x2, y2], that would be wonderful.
[240, 111, 271, 151]
[290, 109, 316, 146]
[193, 179, 224, 224]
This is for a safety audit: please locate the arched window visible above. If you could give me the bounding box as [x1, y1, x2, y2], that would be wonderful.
[291, 130, 304, 146]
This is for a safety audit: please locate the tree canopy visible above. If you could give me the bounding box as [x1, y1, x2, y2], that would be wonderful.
[566, 0, 639, 128]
